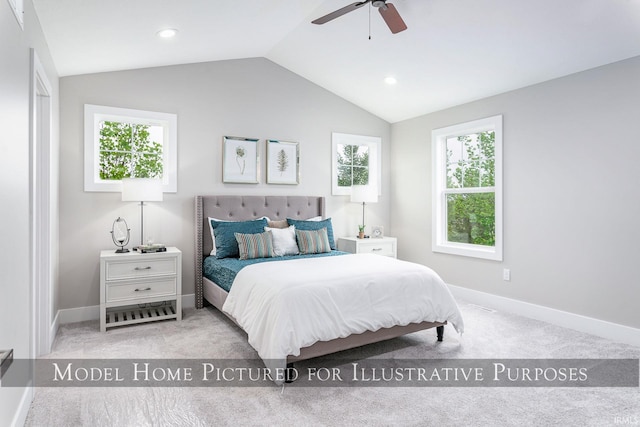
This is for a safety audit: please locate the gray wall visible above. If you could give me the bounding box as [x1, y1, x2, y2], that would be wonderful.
[0, 0, 59, 424]
[59, 58, 391, 310]
[390, 56, 640, 329]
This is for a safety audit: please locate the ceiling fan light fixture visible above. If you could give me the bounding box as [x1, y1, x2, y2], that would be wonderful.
[156, 28, 178, 39]
[312, 0, 407, 34]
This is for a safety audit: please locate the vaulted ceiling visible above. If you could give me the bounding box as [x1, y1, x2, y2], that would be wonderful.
[33, 0, 640, 123]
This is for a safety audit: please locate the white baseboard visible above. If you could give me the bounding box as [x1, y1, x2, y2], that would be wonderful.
[49, 310, 60, 352]
[182, 293, 195, 310]
[11, 385, 33, 427]
[448, 284, 640, 348]
[58, 304, 99, 324]
[57, 294, 196, 324]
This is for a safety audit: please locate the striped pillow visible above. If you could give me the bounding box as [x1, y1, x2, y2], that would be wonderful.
[295, 228, 331, 254]
[288, 218, 336, 250]
[234, 231, 275, 260]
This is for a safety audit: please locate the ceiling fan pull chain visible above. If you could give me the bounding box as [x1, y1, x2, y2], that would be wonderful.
[368, 2, 372, 39]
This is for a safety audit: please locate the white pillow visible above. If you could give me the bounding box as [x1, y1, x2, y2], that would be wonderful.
[265, 225, 299, 256]
[208, 216, 269, 256]
[306, 216, 323, 221]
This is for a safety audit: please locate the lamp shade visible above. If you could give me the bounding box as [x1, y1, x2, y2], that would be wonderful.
[350, 184, 378, 204]
[121, 178, 164, 202]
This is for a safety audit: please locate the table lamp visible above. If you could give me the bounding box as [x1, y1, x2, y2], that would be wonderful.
[351, 184, 378, 238]
[121, 178, 163, 246]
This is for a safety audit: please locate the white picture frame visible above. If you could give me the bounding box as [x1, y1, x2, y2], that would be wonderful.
[267, 139, 299, 185]
[223, 136, 259, 184]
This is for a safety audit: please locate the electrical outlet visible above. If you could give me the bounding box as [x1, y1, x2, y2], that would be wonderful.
[503, 268, 511, 281]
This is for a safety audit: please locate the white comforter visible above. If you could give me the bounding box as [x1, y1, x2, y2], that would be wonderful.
[222, 253, 464, 379]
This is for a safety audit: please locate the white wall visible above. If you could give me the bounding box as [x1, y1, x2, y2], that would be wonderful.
[390, 56, 640, 330]
[0, 0, 59, 425]
[58, 58, 391, 311]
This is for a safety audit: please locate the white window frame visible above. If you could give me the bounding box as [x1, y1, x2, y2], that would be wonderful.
[84, 104, 177, 192]
[432, 115, 503, 261]
[331, 132, 381, 196]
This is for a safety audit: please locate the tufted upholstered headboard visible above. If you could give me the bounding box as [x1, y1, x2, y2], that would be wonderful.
[194, 195, 325, 308]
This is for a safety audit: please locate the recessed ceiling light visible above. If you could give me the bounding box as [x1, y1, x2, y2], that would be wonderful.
[156, 28, 178, 39]
[384, 76, 397, 85]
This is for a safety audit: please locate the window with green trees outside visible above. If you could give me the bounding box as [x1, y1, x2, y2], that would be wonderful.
[337, 143, 370, 187]
[432, 115, 502, 260]
[331, 132, 381, 196]
[84, 104, 177, 192]
[98, 121, 164, 181]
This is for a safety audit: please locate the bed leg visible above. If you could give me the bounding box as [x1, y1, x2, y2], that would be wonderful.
[436, 325, 444, 342]
[285, 363, 295, 383]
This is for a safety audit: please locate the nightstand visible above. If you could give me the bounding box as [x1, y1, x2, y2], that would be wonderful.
[337, 236, 397, 258]
[99, 247, 182, 331]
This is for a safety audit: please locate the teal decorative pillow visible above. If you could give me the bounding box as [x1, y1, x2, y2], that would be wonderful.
[234, 231, 275, 260]
[211, 218, 268, 258]
[287, 218, 336, 250]
[209, 216, 269, 256]
[295, 228, 331, 254]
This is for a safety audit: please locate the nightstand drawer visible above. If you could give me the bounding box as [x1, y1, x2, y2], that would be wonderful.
[337, 236, 397, 258]
[357, 241, 395, 257]
[106, 278, 176, 303]
[105, 258, 177, 280]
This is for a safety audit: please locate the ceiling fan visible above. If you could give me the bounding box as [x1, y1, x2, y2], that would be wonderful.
[312, 0, 407, 34]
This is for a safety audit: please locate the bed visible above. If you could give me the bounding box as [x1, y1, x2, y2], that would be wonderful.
[195, 195, 463, 381]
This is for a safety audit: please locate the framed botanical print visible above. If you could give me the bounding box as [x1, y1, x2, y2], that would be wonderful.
[266, 139, 299, 185]
[222, 136, 259, 183]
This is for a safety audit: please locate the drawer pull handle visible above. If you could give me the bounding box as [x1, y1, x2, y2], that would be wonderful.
[372, 248, 382, 251]
[135, 287, 152, 292]
[135, 266, 152, 271]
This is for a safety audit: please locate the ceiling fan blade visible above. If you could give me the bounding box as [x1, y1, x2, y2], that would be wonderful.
[312, 1, 370, 25]
[378, 3, 407, 33]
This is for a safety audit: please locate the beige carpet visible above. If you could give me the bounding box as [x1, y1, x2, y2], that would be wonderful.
[25, 299, 639, 426]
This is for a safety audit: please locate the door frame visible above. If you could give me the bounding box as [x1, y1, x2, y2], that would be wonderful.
[30, 49, 54, 357]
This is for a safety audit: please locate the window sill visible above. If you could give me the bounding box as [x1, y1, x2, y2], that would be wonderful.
[433, 242, 502, 261]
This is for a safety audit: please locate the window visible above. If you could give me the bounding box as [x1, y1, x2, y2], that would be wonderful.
[331, 133, 381, 195]
[432, 115, 502, 260]
[84, 104, 177, 192]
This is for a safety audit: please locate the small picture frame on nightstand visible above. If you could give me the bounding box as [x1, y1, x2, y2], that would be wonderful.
[371, 225, 384, 238]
